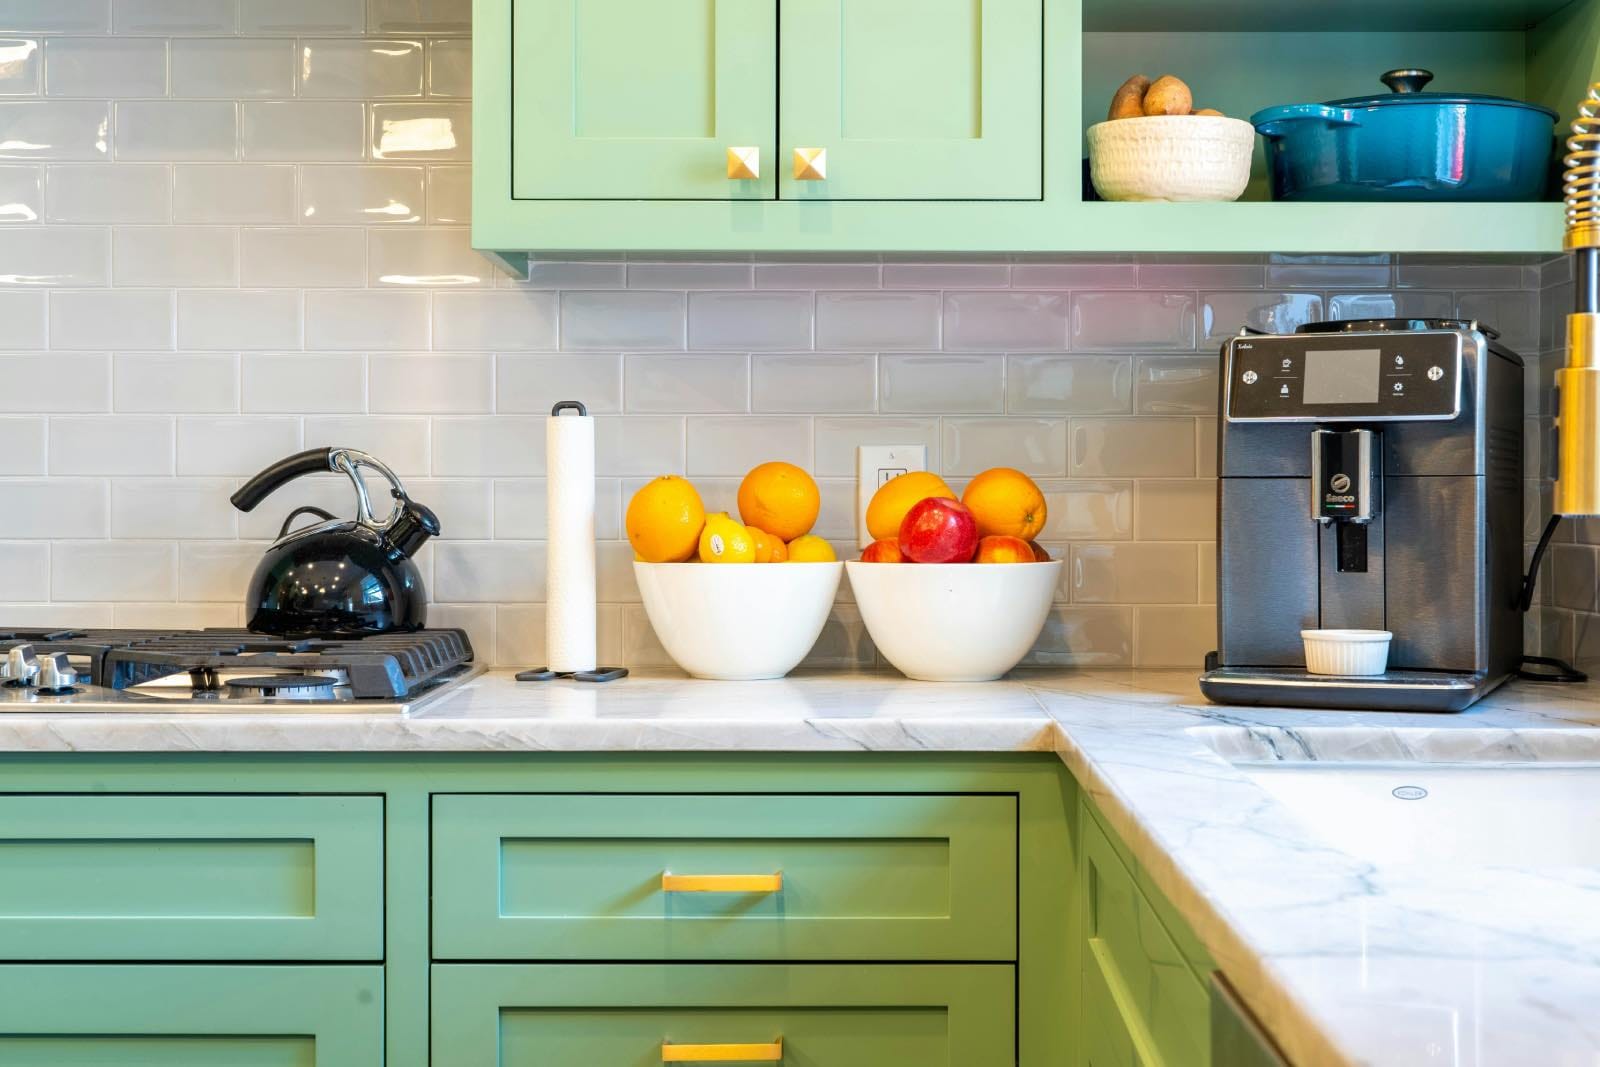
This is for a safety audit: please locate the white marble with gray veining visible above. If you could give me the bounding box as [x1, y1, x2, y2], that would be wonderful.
[2, 668, 1598, 1067]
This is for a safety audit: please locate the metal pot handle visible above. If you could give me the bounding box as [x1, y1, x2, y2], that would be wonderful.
[1380, 68, 1433, 94]
[329, 447, 409, 532]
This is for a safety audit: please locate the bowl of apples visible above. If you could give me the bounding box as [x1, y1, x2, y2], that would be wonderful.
[845, 468, 1062, 682]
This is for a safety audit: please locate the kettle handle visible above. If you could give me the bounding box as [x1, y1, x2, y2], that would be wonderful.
[231, 446, 410, 531]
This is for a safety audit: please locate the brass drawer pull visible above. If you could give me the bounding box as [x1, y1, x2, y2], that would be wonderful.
[662, 1039, 782, 1062]
[660, 872, 783, 893]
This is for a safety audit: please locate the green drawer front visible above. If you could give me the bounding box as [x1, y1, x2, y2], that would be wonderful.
[0, 795, 383, 960]
[1083, 946, 1147, 1067]
[1082, 813, 1209, 1067]
[432, 793, 1016, 961]
[432, 963, 1014, 1066]
[0, 965, 382, 1066]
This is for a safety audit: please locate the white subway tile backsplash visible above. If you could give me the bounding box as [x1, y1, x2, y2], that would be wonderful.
[432, 416, 544, 476]
[562, 290, 682, 351]
[370, 352, 491, 412]
[177, 415, 301, 476]
[883, 261, 1009, 289]
[114, 601, 242, 628]
[1135, 479, 1215, 541]
[0, 39, 40, 95]
[944, 291, 1068, 351]
[815, 291, 939, 350]
[1397, 254, 1527, 290]
[0, 542, 49, 599]
[1038, 479, 1132, 540]
[1326, 290, 1453, 321]
[1200, 291, 1322, 344]
[171, 39, 294, 99]
[0, 417, 46, 474]
[1137, 255, 1263, 289]
[303, 415, 429, 474]
[0, 292, 46, 348]
[177, 289, 300, 350]
[1071, 543, 1197, 604]
[178, 541, 265, 601]
[425, 164, 469, 223]
[943, 417, 1066, 478]
[300, 162, 422, 224]
[1457, 289, 1538, 352]
[112, 478, 237, 538]
[750, 353, 875, 414]
[114, 0, 234, 35]
[1071, 291, 1195, 350]
[50, 415, 173, 475]
[47, 163, 167, 223]
[1071, 417, 1196, 477]
[813, 416, 938, 476]
[299, 39, 424, 98]
[44, 37, 166, 98]
[426, 38, 470, 97]
[240, 227, 365, 287]
[0, 226, 106, 285]
[1022, 605, 1132, 666]
[117, 101, 236, 161]
[7, 2, 109, 35]
[114, 226, 237, 287]
[1266, 254, 1390, 288]
[624, 353, 748, 413]
[241, 352, 364, 412]
[369, 0, 472, 33]
[369, 101, 469, 159]
[369, 227, 490, 286]
[629, 262, 751, 290]
[0, 480, 107, 538]
[239, 0, 365, 35]
[434, 290, 557, 350]
[304, 289, 428, 349]
[114, 352, 237, 413]
[1134, 605, 1215, 667]
[0, 164, 41, 220]
[174, 164, 296, 223]
[497, 353, 620, 414]
[0, 101, 107, 160]
[51, 289, 172, 349]
[52, 541, 177, 601]
[755, 261, 879, 289]
[0, 352, 110, 412]
[1011, 257, 1138, 289]
[434, 541, 542, 602]
[512, 259, 623, 289]
[1135, 356, 1217, 415]
[881, 354, 1003, 414]
[687, 417, 809, 475]
[242, 101, 364, 161]
[1005, 354, 1130, 415]
[595, 415, 684, 476]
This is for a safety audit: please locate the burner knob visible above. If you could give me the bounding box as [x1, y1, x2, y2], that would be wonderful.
[35, 653, 77, 693]
[1, 645, 38, 686]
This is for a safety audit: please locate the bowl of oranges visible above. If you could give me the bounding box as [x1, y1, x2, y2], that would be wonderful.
[845, 467, 1062, 682]
[627, 462, 843, 680]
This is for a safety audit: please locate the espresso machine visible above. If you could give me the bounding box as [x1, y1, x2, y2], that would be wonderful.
[1200, 318, 1525, 712]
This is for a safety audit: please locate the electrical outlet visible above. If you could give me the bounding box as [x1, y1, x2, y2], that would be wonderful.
[857, 444, 928, 546]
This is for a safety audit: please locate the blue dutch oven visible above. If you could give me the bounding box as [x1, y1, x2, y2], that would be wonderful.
[1251, 69, 1558, 201]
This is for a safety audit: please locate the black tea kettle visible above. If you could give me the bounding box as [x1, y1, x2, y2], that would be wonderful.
[231, 447, 440, 637]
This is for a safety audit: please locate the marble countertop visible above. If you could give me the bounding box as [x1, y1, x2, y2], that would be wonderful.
[4, 668, 1599, 1066]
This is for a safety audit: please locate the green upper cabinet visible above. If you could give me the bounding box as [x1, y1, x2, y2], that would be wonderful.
[777, 0, 1043, 200]
[510, 0, 776, 199]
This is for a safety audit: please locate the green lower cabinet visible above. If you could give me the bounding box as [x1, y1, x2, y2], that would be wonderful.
[0, 965, 383, 1066]
[431, 963, 1015, 1066]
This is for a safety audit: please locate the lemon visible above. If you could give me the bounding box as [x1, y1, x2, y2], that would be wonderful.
[698, 512, 756, 563]
[785, 534, 837, 562]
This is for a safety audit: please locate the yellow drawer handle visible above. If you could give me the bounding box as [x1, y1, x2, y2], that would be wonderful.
[660, 872, 783, 894]
[662, 1039, 782, 1062]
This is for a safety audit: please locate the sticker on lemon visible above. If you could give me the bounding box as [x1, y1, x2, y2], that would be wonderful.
[625, 475, 705, 563]
[785, 534, 837, 562]
[738, 461, 820, 543]
[698, 513, 756, 563]
[865, 470, 956, 542]
[961, 467, 1047, 541]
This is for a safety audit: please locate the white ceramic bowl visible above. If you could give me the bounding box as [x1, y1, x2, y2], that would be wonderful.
[634, 561, 844, 680]
[1087, 115, 1255, 202]
[846, 560, 1062, 682]
[1302, 629, 1393, 676]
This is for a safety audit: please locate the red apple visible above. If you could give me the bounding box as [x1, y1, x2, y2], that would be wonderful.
[860, 538, 904, 563]
[975, 534, 1034, 563]
[899, 497, 979, 563]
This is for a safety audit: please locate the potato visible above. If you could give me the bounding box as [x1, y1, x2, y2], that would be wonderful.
[1107, 75, 1151, 121]
[1143, 75, 1193, 116]
[1194, 107, 1224, 117]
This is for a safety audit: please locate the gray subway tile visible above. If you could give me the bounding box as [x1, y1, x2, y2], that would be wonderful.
[561, 290, 683, 351]
[1006, 354, 1131, 415]
[1072, 291, 1195, 350]
[880, 353, 1003, 413]
[751, 353, 876, 414]
[1200, 291, 1322, 345]
[0, 101, 108, 160]
[815, 291, 939, 350]
[944, 291, 1069, 351]
[687, 290, 811, 350]
[117, 102, 236, 162]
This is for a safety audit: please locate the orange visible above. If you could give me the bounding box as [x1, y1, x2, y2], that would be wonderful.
[737, 461, 820, 542]
[699, 513, 756, 563]
[748, 525, 778, 563]
[626, 475, 705, 562]
[865, 471, 955, 542]
[961, 467, 1047, 541]
[785, 534, 837, 562]
[768, 537, 789, 563]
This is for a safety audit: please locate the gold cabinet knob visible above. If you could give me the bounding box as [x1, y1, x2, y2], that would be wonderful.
[726, 146, 760, 180]
[793, 147, 827, 180]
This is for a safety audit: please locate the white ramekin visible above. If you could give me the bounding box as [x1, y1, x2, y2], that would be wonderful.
[1301, 629, 1393, 676]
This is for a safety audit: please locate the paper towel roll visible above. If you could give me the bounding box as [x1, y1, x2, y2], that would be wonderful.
[545, 402, 597, 673]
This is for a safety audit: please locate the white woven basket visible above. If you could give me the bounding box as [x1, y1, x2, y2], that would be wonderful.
[1087, 115, 1256, 202]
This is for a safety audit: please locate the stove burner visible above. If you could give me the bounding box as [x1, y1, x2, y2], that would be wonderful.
[225, 674, 340, 700]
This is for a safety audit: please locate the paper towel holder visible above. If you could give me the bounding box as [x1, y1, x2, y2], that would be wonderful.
[519, 400, 629, 684]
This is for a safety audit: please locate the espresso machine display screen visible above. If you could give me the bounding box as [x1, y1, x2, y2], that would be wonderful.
[1303, 349, 1380, 404]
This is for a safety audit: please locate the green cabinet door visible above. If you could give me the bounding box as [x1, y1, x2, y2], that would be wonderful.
[0, 794, 383, 961]
[0, 965, 382, 1066]
[432, 963, 1014, 1066]
[509, 0, 776, 199]
[778, 0, 1042, 200]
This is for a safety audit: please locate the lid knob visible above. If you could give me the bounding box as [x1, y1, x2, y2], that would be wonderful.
[1380, 69, 1434, 94]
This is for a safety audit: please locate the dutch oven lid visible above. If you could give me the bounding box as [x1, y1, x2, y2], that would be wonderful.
[1326, 68, 1558, 120]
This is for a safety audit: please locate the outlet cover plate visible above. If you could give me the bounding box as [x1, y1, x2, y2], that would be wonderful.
[857, 444, 928, 546]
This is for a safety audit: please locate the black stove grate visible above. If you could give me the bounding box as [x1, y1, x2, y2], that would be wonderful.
[0, 628, 474, 699]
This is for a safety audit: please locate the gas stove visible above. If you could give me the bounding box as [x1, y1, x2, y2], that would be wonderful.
[0, 628, 479, 714]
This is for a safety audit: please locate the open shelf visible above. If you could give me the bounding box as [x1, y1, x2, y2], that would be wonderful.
[1083, 0, 1575, 33]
